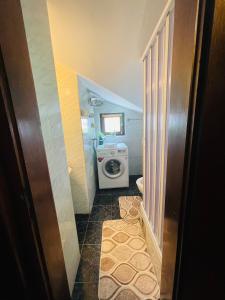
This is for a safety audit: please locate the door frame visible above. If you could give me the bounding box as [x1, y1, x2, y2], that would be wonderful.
[160, 0, 207, 298]
[162, 0, 225, 299]
[0, 52, 52, 300]
[0, 1, 70, 300]
[1, 0, 224, 300]
[173, 0, 225, 299]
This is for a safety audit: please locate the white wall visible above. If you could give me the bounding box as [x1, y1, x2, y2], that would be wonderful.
[47, 0, 167, 109]
[94, 101, 143, 175]
[139, 0, 168, 54]
[78, 78, 97, 210]
[55, 64, 90, 214]
[20, 0, 80, 294]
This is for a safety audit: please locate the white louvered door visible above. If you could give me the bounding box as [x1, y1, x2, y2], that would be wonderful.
[143, 2, 174, 249]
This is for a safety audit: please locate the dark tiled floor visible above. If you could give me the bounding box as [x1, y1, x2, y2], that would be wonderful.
[76, 214, 90, 222]
[84, 222, 103, 244]
[76, 221, 88, 245]
[111, 204, 121, 220]
[72, 175, 142, 300]
[72, 283, 99, 300]
[75, 244, 101, 283]
[89, 205, 112, 221]
[92, 194, 115, 205]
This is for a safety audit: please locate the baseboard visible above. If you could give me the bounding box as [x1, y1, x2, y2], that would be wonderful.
[140, 202, 162, 284]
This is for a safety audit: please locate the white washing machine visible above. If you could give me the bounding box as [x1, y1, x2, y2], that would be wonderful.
[96, 143, 129, 189]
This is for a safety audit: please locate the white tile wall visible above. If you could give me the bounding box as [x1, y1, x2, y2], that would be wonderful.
[78, 79, 97, 211]
[20, 0, 80, 294]
[55, 64, 90, 214]
[94, 101, 143, 175]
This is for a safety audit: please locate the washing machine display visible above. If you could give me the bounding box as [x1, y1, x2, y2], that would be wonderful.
[96, 143, 129, 189]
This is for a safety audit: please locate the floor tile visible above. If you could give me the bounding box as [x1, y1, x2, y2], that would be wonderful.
[110, 188, 135, 196]
[75, 245, 101, 283]
[96, 187, 130, 196]
[75, 214, 90, 223]
[128, 189, 141, 196]
[76, 257, 99, 283]
[74, 176, 143, 297]
[72, 283, 99, 300]
[89, 205, 112, 221]
[84, 222, 103, 244]
[129, 175, 142, 184]
[79, 243, 83, 251]
[76, 222, 88, 244]
[75, 260, 99, 282]
[95, 188, 113, 196]
[111, 204, 121, 220]
[112, 195, 120, 206]
[93, 194, 114, 205]
[81, 244, 101, 264]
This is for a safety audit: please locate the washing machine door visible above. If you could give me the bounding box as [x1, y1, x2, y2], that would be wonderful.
[102, 158, 125, 179]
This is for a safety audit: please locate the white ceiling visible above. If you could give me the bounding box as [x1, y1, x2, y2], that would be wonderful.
[47, 0, 167, 109]
[78, 74, 143, 113]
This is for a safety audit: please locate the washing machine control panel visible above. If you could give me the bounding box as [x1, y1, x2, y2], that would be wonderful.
[97, 150, 116, 156]
[97, 149, 127, 157]
[96, 143, 128, 159]
[118, 149, 126, 153]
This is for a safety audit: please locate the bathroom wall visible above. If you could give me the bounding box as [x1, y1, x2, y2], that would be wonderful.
[47, 0, 167, 109]
[78, 78, 97, 210]
[20, 0, 80, 293]
[55, 64, 90, 213]
[139, 0, 168, 54]
[94, 101, 143, 175]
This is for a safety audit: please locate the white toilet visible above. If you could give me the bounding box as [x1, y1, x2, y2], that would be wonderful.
[136, 177, 143, 194]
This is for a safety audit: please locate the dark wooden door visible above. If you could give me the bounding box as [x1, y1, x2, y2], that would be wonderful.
[0, 51, 51, 300]
[0, 163, 29, 300]
[175, 0, 225, 299]
[161, 0, 225, 299]
[160, 0, 206, 297]
[0, 1, 71, 300]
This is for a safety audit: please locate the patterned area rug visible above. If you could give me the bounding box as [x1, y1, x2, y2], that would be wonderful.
[118, 196, 142, 224]
[98, 219, 160, 299]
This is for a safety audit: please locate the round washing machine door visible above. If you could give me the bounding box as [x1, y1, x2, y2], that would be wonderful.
[102, 158, 125, 179]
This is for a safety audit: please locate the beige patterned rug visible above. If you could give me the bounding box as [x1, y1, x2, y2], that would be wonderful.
[98, 219, 160, 299]
[118, 196, 142, 224]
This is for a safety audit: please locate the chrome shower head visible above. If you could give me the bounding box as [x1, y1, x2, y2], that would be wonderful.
[87, 89, 104, 106]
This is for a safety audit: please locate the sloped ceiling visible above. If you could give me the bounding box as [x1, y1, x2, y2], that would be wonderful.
[78, 74, 142, 113]
[47, 0, 167, 109]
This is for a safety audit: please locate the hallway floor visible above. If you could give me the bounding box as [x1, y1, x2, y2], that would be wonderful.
[72, 175, 142, 300]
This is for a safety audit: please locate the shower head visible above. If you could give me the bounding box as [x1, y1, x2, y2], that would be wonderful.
[88, 97, 103, 107]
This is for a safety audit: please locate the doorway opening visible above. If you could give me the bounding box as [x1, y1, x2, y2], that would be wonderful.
[0, 0, 212, 299]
